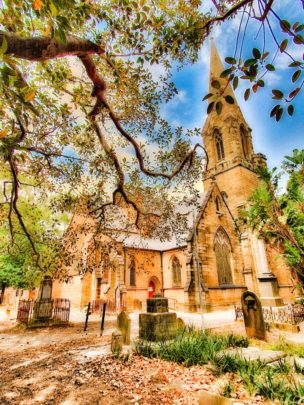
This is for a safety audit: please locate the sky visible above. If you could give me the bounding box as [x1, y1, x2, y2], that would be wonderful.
[160, 0, 304, 184]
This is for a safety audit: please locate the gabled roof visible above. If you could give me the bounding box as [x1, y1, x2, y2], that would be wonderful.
[187, 181, 236, 242]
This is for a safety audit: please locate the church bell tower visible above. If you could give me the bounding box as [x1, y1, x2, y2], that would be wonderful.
[202, 41, 284, 307]
[202, 41, 267, 217]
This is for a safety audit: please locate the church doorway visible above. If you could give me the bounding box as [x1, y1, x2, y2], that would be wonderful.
[148, 281, 155, 298]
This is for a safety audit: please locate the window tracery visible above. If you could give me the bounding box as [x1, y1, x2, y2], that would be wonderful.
[172, 256, 182, 285]
[129, 256, 136, 286]
[214, 228, 233, 285]
[240, 125, 249, 158]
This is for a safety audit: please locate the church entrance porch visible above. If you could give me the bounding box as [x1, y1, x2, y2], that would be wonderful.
[147, 276, 161, 299]
[148, 281, 155, 298]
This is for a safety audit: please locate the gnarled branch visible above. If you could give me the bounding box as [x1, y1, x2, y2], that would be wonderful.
[0, 31, 104, 61]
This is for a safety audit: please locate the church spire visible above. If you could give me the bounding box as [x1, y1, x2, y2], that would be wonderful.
[202, 39, 259, 181]
[209, 39, 238, 106]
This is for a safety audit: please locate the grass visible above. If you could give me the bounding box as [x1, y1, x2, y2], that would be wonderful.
[134, 327, 304, 404]
[134, 327, 248, 366]
[269, 335, 304, 358]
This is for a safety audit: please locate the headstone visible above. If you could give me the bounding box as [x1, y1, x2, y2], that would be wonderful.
[133, 299, 142, 311]
[241, 290, 266, 340]
[117, 311, 131, 345]
[177, 317, 186, 330]
[139, 296, 178, 341]
[147, 296, 168, 313]
[111, 330, 123, 354]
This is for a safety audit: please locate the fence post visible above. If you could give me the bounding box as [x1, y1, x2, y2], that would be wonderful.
[84, 302, 91, 331]
[100, 302, 107, 336]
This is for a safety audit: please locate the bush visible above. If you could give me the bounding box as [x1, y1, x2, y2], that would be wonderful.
[134, 328, 249, 366]
[134, 328, 304, 404]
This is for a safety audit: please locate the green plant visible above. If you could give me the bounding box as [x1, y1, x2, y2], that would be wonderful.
[294, 359, 304, 375]
[222, 383, 235, 398]
[272, 358, 292, 375]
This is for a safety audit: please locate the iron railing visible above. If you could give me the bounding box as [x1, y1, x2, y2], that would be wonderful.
[17, 299, 70, 324]
[234, 303, 304, 325]
[168, 298, 177, 310]
[91, 298, 125, 314]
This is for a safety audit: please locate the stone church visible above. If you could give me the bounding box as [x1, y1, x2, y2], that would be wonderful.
[52, 42, 298, 312]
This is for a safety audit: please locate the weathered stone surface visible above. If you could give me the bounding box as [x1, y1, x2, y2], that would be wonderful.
[147, 297, 168, 313]
[241, 290, 266, 340]
[177, 317, 186, 330]
[111, 330, 123, 354]
[198, 390, 234, 404]
[224, 347, 286, 364]
[139, 312, 178, 341]
[117, 311, 131, 345]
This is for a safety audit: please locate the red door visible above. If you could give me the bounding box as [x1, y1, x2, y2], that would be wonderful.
[148, 281, 155, 298]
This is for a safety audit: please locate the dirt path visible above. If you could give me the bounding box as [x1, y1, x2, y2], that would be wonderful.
[0, 321, 265, 405]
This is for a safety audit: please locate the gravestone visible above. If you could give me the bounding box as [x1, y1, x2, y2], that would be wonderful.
[241, 290, 266, 340]
[177, 317, 186, 330]
[139, 296, 178, 341]
[117, 311, 131, 345]
[133, 299, 142, 311]
[111, 330, 123, 354]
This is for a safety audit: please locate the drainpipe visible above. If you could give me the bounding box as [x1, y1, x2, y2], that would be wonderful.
[160, 251, 164, 297]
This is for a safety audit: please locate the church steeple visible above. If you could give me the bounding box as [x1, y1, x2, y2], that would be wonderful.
[209, 39, 240, 114]
[202, 40, 267, 216]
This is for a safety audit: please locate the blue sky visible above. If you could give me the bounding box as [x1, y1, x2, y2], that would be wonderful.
[161, 0, 303, 173]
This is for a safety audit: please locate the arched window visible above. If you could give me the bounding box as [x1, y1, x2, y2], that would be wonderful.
[172, 256, 182, 285]
[214, 228, 233, 285]
[129, 256, 136, 286]
[240, 125, 249, 158]
[214, 129, 225, 161]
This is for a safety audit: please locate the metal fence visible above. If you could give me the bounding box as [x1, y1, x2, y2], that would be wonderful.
[234, 303, 304, 325]
[91, 299, 125, 314]
[17, 299, 71, 324]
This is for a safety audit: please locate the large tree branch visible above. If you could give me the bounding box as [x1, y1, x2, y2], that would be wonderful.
[0, 32, 105, 61]
[79, 55, 209, 179]
[91, 120, 161, 227]
[8, 157, 40, 260]
[200, 0, 254, 32]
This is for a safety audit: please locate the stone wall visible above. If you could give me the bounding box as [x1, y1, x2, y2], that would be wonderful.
[124, 248, 162, 309]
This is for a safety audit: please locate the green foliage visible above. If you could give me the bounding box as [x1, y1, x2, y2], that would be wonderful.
[134, 329, 304, 403]
[134, 328, 248, 366]
[0, 190, 68, 289]
[241, 149, 304, 277]
[270, 336, 304, 358]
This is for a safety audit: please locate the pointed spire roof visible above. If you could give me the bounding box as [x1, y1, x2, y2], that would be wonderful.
[209, 39, 226, 92]
[208, 39, 239, 106]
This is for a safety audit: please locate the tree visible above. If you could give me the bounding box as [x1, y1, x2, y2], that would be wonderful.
[0, 0, 303, 269]
[241, 149, 304, 278]
[0, 179, 69, 288]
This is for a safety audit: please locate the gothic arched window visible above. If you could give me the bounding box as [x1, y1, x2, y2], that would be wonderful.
[214, 129, 225, 161]
[214, 228, 233, 285]
[240, 125, 249, 158]
[129, 256, 136, 286]
[172, 256, 182, 285]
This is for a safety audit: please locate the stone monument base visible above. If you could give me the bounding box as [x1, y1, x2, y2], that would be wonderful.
[258, 275, 284, 307]
[139, 312, 178, 341]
